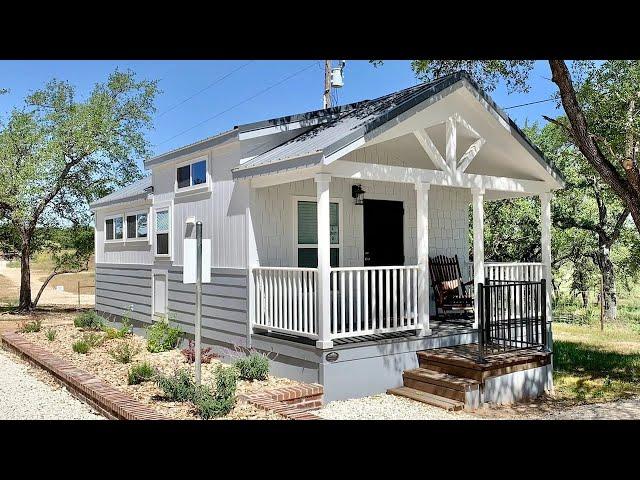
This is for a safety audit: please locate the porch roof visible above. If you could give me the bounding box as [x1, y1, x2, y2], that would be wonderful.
[231, 71, 564, 186]
[89, 176, 152, 210]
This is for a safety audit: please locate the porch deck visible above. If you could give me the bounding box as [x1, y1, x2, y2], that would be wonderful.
[252, 317, 475, 347]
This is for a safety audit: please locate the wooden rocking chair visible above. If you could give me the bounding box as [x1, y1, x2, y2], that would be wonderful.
[428, 255, 474, 319]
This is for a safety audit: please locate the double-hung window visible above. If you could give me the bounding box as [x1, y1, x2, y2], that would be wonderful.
[176, 158, 208, 190]
[295, 199, 341, 268]
[126, 212, 148, 240]
[155, 209, 170, 256]
[105, 215, 124, 241]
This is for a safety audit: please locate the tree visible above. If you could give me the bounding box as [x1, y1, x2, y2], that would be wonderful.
[527, 121, 631, 320]
[0, 71, 158, 311]
[381, 60, 640, 236]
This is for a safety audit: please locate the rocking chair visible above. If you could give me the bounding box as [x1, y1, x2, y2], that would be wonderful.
[428, 254, 474, 320]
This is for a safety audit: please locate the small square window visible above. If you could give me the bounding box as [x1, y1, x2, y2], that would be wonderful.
[114, 217, 123, 240]
[137, 213, 148, 238]
[177, 165, 190, 188]
[157, 233, 169, 255]
[127, 215, 137, 239]
[191, 160, 207, 185]
[105, 219, 114, 240]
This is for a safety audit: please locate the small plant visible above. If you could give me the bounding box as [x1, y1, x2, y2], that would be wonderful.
[45, 328, 57, 341]
[103, 316, 133, 340]
[74, 311, 105, 330]
[109, 342, 140, 364]
[82, 332, 104, 348]
[196, 365, 238, 419]
[72, 339, 90, 354]
[155, 368, 198, 402]
[233, 352, 270, 381]
[127, 362, 156, 385]
[181, 339, 218, 364]
[146, 314, 183, 353]
[19, 319, 42, 333]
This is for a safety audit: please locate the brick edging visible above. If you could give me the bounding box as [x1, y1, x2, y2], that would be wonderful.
[239, 383, 324, 420]
[1, 332, 166, 420]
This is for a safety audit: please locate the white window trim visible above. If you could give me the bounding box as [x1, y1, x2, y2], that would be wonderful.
[292, 195, 343, 267]
[124, 210, 150, 242]
[104, 214, 124, 243]
[151, 268, 169, 319]
[174, 155, 211, 195]
[153, 202, 173, 259]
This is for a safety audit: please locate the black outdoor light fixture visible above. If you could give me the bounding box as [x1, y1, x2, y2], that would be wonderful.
[352, 184, 365, 205]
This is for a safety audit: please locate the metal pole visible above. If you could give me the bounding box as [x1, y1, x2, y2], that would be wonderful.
[195, 221, 203, 385]
[600, 275, 604, 332]
[78, 281, 81, 307]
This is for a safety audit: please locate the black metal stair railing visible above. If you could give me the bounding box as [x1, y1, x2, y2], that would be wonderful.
[477, 277, 548, 361]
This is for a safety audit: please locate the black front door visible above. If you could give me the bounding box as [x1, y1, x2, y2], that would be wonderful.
[363, 199, 404, 266]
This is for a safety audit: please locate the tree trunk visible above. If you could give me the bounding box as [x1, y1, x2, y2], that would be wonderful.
[595, 244, 617, 321]
[581, 290, 588, 308]
[18, 242, 32, 311]
[31, 271, 57, 309]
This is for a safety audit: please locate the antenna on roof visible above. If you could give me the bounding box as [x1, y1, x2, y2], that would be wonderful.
[323, 60, 346, 109]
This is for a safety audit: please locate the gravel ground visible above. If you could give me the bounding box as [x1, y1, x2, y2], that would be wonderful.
[316, 393, 478, 420]
[0, 349, 103, 420]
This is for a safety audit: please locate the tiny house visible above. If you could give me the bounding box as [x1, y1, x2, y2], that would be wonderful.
[91, 72, 563, 405]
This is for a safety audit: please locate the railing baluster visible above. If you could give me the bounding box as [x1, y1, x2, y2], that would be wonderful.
[378, 269, 384, 330]
[348, 270, 354, 333]
[332, 271, 337, 335]
[412, 267, 418, 326]
[340, 271, 346, 334]
[399, 267, 404, 327]
[356, 271, 361, 333]
[392, 268, 398, 329]
[363, 270, 369, 332]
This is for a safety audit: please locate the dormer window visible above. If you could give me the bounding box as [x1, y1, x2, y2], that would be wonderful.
[176, 158, 208, 190]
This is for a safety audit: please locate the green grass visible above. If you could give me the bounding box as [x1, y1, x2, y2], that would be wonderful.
[552, 289, 640, 403]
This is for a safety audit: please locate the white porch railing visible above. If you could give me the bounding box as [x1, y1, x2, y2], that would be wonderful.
[252, 267, 318, 339]
[484, 262, 544, 283]
[329, 265, 420, 339]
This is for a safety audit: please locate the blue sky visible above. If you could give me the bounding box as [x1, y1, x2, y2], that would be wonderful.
[0, 60, 561, 171]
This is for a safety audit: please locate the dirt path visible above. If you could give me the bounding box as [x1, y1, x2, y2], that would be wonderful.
[0, 265, 94, 306]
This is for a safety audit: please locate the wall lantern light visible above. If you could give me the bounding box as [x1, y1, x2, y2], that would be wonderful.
[352, 184, 365, 205]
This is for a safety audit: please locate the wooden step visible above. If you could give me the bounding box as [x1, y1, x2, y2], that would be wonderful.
[387, 387, 465, 411]
[418, 358, 484, 381]
[403, 368, 479, 391]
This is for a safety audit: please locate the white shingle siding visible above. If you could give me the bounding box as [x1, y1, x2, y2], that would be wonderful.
[252, 179, 470, 271]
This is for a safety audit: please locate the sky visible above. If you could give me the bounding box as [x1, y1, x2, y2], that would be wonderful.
[0, 60, 562, 171]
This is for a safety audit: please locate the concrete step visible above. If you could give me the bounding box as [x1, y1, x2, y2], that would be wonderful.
[387, 387, 465, 411]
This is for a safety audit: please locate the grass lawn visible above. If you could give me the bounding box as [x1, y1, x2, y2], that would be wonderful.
[552, 287, 640, 404]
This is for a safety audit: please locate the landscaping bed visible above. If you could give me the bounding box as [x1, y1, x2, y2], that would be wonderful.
[16, 314, 298, 420]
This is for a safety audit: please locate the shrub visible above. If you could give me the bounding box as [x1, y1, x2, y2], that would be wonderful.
[104, 315, 133, 340]
[146, 315, 182, 353]
[127, 362, 156, 385]
[45, 328, 57, 341]
[109, 342, 140, 364]
[72, 340, 90, 354]
[192, 366, 238, 419]
[155, 368, 198, 402]
[74, 311, 105, 330]
[233, 352, 270, 381]
[19, 319, 42, 333]
[181, 339, 218, 364]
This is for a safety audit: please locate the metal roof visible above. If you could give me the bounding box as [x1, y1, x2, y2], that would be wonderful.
[144, 129, 237, 168]
[89, 176, 152, 210]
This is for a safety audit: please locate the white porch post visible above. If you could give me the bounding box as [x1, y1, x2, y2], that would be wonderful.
[472, 188, 485, 329]
[540, 191, 553, 324]
[315, 173, 333, 349]
[415, 181, 432, 335]
[245, 185, 259, 349]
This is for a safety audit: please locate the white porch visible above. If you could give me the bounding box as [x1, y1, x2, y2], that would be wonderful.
[239, 79, 560, 350]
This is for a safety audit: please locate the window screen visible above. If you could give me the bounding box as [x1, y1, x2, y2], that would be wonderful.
[137, 213, 148, 238]
[114, 217, 123, 240]
[105, 218, 114, 240]
[156, 233, 169, 255]
[191, 160, 206, 185]
[177, 165, 190, 188]
[127, 215, 137, 238]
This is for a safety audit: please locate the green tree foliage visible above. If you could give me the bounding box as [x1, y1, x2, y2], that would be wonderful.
[374, 60, 640, 236]
[0, 70, 159, 310]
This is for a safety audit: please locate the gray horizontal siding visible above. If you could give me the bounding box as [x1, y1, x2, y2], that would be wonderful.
[96, 265, 152, 322]
[166, 267, 248, 348]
